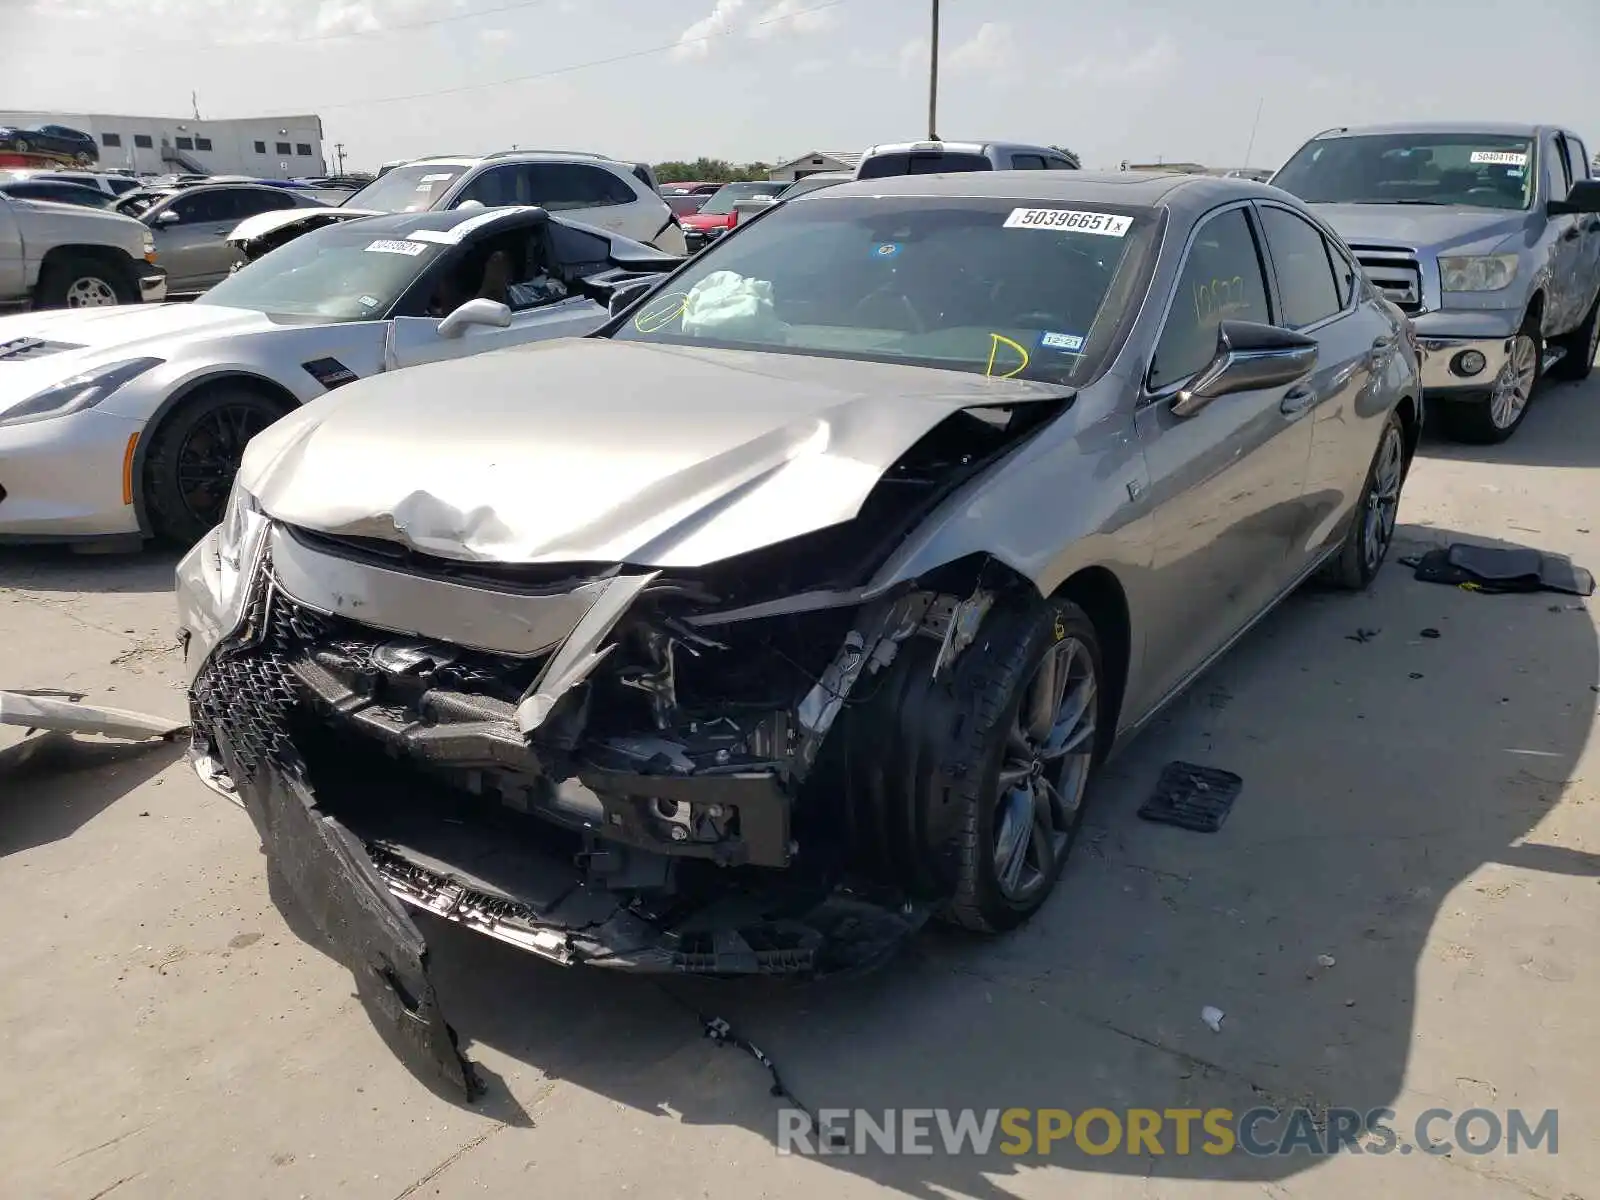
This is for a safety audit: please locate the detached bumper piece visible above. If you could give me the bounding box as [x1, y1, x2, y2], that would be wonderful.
[190, 580, 927, 1096]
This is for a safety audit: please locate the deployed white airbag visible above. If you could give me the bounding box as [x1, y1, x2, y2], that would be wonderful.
[681, 271, 787, 341]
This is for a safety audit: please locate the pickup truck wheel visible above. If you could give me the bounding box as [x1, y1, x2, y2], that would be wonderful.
[143, 388, 288, 548]
[36, 254, 138, 309]
[1550, 296, 1599, 382]
[1437, 319, 1542, 444]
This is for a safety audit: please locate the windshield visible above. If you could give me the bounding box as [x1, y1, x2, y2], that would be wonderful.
[699, 182, 786, 216]
[342, 164, 471, 213]
[197, 222, 446, 320]
[611, 196, 1154, 384]
[1273, 133, 1536, 210]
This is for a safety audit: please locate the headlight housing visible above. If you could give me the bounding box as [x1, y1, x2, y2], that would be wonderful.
[1439, 254, 1518, 293]
[0, 357, 163, 428]
[216, 478, 261, 570]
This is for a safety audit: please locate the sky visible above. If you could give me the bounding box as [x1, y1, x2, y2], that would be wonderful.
[2, 0, 1596, 173]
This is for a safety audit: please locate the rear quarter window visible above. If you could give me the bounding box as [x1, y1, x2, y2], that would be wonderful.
[857, 151, 993, 179]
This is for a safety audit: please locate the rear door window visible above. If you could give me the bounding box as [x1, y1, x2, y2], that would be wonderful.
[1011, 154, 1048, 170]
[235, 188, 297, 217]
[1259, 206, 1342, 328]
[519, 163, 636, 210]
[171, 190, 238, 223]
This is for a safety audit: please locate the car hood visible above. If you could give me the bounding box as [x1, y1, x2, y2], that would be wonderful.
[0, 303, 275, 408]
[1309, 203, 1531, 252]
[227, 205, 382, 248]
[241, 338, 1069, 567]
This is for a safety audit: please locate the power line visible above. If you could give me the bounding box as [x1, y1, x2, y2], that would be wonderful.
[226, 0, 851, 115]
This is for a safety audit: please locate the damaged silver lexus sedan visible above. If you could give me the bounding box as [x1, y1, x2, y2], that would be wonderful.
[175, 172, 1422, 1095]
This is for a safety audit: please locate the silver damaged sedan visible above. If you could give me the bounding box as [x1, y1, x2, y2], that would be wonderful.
[176, 172, 1422, 1096]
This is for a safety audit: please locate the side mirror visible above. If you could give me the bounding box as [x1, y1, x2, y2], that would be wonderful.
[608, 277, 657, 316]
[1549, 178, 1600, 217]
[1171, 320, 1318, 417]
[437, 297, 512, 337]
[154, 209, 181, 225]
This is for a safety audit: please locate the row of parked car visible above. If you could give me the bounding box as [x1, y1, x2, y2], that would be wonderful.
[3, 120, 1598, 1096]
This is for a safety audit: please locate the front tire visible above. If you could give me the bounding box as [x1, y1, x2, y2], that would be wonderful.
[1437, 315, 1542, 444]
[142, 387, 288, 547]
[1328, 408, 1407, 590]
[35, 254, 138, 309]
[942, 600, 1103, 932]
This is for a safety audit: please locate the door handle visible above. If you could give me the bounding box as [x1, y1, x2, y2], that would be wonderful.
[1281, 385, 1318, 415]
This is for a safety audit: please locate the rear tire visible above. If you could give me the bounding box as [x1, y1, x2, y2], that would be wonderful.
[35, 254, 138, 309]
[1436, 314, 1542, 444]
[1550, 295, 1599, 382]
[1327, 409, 1407, 590]
[142, 387, 289, 548]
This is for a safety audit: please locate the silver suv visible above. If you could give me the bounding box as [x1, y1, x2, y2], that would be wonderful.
[855, 140, 1080, 178]
[338, 150, 686, 256]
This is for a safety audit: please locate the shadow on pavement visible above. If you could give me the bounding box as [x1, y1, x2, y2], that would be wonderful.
[1419, 371, 1598, 467]
[0, 545, 182, 597]
[0, 733, 183, 856]
[268, 523, 1595, 1191]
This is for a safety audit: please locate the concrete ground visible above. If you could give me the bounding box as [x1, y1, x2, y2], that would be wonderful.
[3, 370, 1599, 1200]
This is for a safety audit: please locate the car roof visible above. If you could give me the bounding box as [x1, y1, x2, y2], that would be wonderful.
[1310, 121, 1547, 139]
[861, 139, 1068, 156]
[342, 204, 547, 238]
[812, 169, 1260, 216]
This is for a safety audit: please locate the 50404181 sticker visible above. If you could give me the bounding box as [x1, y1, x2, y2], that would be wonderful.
[1004, 208, 1133, 237]
[1470, 150, 1528, 166]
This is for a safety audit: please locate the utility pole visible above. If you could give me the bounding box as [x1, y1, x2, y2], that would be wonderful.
[334, 142, 347, 175]
[926, 0, 940, 140]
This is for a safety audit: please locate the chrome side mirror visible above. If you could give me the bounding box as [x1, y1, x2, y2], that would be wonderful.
[438, 297, 511, 337]
[1172, 320, 1319, 417]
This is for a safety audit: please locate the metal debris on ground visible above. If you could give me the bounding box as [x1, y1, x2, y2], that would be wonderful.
[1137, 761, 1244, 833]
[1201, 1006, 1225, 1033]
[1346, 627, 1380, 643]
[0, 689, 188, 742]
[1404, 544, 1594, 597]
[1420, 627, 1441, 639]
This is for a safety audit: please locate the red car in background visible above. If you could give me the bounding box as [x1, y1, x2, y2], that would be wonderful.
[679, 180, 787, 250]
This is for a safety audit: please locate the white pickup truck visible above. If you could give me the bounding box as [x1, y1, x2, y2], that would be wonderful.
[0, 190, 167, 311]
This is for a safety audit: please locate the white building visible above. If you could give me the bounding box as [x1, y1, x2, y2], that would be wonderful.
[768, 150, 861, 182]
[0, 110, 326, 178]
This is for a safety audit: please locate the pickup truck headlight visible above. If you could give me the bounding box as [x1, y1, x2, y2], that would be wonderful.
[1439, 254, 1518, 293]
[0, 357, 163, 428]
[142, 231, 157, 262]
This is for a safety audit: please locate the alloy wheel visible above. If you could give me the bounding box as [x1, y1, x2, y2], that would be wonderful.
[1489, 334, 1538, 430]
[992, 635, 1097, 902]
[1362, 422, 1405, 573]
[174, 404, 275, 528]
[65, 276, 118, 307]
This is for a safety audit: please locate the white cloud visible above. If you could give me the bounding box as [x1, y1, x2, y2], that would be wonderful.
[945, 21, 1014, 76]
[896, 36, 928, 79]
[791, 57, 831, 78]
[478, 26, 512, 47]
[750, 0, 839, 39]
[670, 0, 838, 61]
[28, 0, 457, 42]
[1059, 35, 1179, 85]
[669, 0, 747, 61]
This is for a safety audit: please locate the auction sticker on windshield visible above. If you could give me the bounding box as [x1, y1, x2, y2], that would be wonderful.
[365, 239, 428, 256]
[1004, 208, 1132, 236]
[1470, 151, 1528, 166]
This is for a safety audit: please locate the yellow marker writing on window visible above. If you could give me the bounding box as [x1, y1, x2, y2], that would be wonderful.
[986, 333, 1030, 379]
[633, 291, 689, 334]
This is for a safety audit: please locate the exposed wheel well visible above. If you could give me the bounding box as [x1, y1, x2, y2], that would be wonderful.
[1053, 566, 1131, 755]
[1395, 393, 1421, 464]
[1527, 291, 1545, 334]
[132, 373, 300, 535]
[36, 244, 138, 288]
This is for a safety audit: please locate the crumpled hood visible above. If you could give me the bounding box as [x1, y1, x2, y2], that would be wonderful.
[1310, 203, 1530, 253]
[227, 206, 380, 248]
[0, 303, 274, 410]
[242, 338, 1068, 567]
